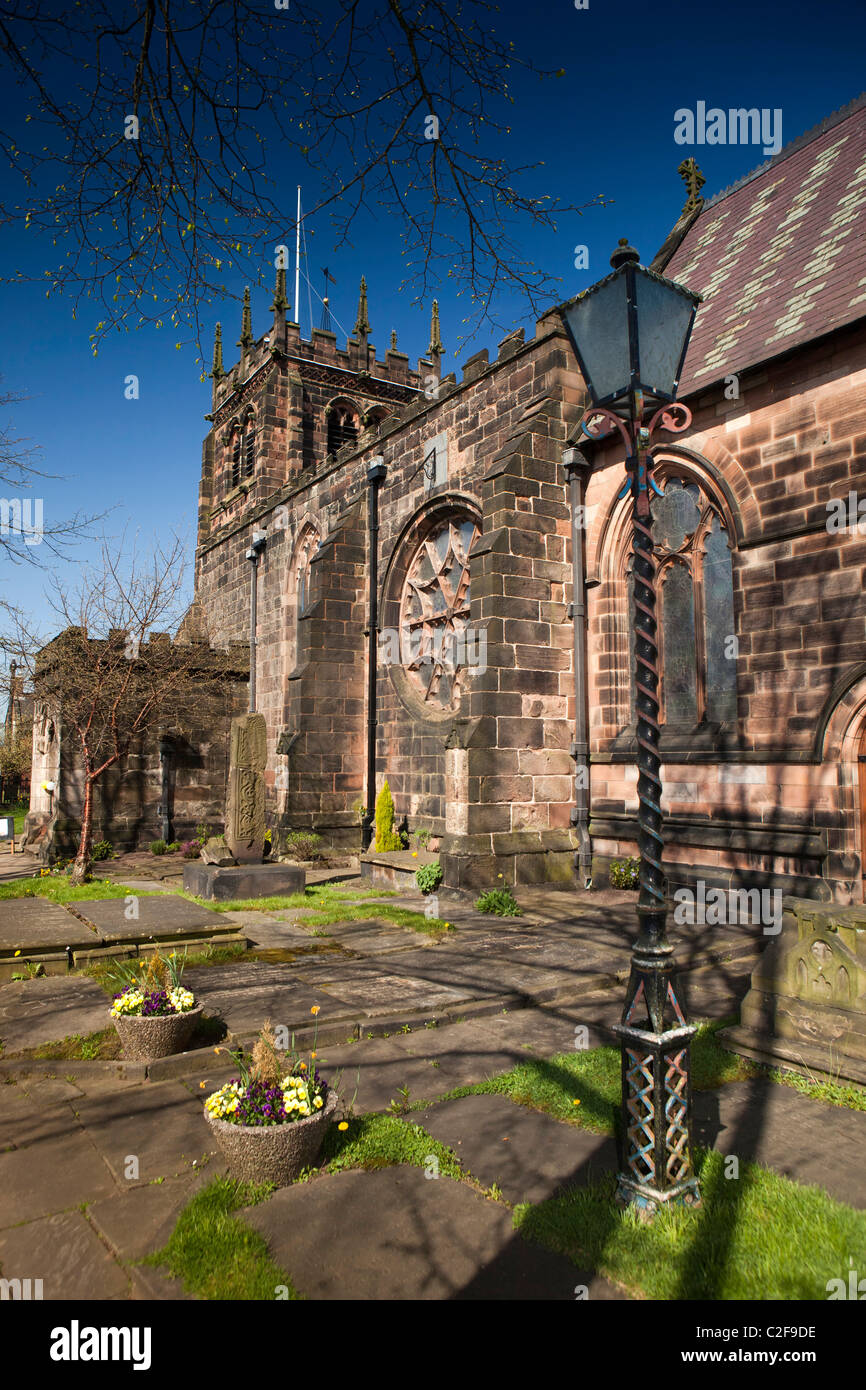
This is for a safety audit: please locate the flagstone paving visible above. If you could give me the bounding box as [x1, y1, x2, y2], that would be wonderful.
[5, 873, 853, 1302]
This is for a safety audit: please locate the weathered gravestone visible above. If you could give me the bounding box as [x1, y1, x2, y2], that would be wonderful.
[225, 712, 267, 864]
[182, 710, 305, 901]
[721, 901, 866, 1085]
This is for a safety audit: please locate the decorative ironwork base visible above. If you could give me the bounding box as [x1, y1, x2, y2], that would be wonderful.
[612, 960, 702, 1216]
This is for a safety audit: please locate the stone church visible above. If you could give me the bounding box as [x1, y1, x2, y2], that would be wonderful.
[28, 95, 866, 904]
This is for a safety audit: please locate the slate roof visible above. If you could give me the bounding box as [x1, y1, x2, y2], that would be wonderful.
[662, 95, 866, 395]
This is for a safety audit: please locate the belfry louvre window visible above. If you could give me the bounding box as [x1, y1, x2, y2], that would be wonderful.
[627, 476, 737, 729]
[228, 415, 256, 491]
[327, 401, 359, 456]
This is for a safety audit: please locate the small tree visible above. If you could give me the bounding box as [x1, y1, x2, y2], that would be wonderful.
[20, 535, 236, 884]
[0, 723, 31, 803]
[374, 779, 403, 852]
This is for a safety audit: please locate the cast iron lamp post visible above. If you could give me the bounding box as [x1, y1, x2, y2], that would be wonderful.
[560, 238, 703, 1216]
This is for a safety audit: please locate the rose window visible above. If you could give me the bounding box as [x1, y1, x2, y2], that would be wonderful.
[399, 516, 480, 710]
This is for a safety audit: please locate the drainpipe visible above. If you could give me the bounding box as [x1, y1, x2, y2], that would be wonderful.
[564, 445, 593, 889]
[362, 459, 387, 851]
[245, 530, 267, 712]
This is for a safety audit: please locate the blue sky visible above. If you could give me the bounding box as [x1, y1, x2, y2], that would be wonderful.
[1, 0, 864, 638]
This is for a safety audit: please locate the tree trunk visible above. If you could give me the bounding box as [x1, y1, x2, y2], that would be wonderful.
[69, 776, 95, 885]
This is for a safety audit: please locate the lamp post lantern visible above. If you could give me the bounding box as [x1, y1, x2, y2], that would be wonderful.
[560, 239, 703, 1217]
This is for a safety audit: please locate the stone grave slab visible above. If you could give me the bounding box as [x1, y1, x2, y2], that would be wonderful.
[409, 1092, 617, 1205]
[315, 919, 424, 957]
[241, 1165, 625, 1300]
[182, 961, 360, 1037]
[75, 894, 235, 944]
[0, 975, 114, 1053]
[0, 898, 96, 954]
[480, 1005, 614, 1058]
[310, 1037, 470, 1113]
[300, 964, 478, 1017]
[0, 1210, 129, 1300]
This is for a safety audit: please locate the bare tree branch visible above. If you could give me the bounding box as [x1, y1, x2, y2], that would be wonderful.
[0, 0, 610, 358]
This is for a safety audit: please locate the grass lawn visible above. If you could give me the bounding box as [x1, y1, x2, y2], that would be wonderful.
[516, 1150, 866, 1300]
[0, 803, 28, 835]
[430, 1019, 866, 1124]
[183, 881, 457, 937]
[0, 875, 160, 904]
[143, 1177, 300, 1300]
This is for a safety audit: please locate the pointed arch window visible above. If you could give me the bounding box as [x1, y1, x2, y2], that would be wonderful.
[625, 474, 737, 730]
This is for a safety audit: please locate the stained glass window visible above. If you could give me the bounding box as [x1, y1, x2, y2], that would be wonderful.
[623, 476, 737, 730]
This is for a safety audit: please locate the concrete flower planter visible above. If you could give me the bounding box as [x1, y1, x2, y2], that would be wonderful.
[112, 1003, 204, 1062]
[204, 1088, 339, 1186]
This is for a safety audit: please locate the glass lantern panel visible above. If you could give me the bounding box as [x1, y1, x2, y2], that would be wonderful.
[563, 273, 630, 404]
[634, 272, 695, 398]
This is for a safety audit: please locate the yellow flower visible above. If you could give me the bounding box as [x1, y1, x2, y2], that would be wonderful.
[213, 1047, 221, 1054]
[14, 949, 21, 957]
[412, 851, 418, 858]
[573, 1099, 581, 1107]
[311, 1052, 317, 1059]
[338, 1121, 349, 1131]
[199, 1081, 207, 1089]
[299, 1062, 307, 1070]
[311, 1005, 320, 1016]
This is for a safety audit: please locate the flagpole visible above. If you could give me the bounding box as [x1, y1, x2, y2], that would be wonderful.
[294, 186, 302, 332]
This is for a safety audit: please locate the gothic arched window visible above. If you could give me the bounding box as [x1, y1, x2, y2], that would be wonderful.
[399, 514, 480, 711]
[625, 475, 737, 730]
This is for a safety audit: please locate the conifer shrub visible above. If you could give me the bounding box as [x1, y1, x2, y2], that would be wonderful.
[374, 779, 403, 852]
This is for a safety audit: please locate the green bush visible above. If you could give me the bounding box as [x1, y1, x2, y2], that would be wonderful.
[412, 827, 432, 851]
[166, 841, 181, 852]
[609, 856, 640, 890]
[475, 887, 521, 917]
[195, 823, 210, 846]
[91, 840, 113, 861]
[415, 860, 443, 895]
[283, 830, 324, 862]
[150, 839, 167, 856]
[374, 779, 403, 852]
